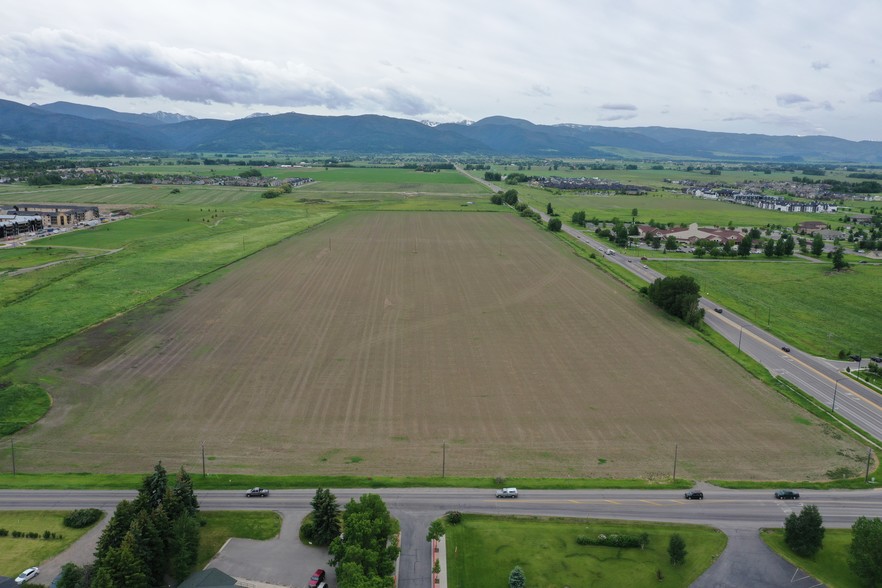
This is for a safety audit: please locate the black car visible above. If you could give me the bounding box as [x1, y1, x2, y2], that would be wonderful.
[781, 346, 791, 353]
[871, 356, 882, 363]
[684, 490, 704, 500]
[774, 490, 800, 500]
[245, 487, 269, 497]
[849, 354, 862, 362]
[713, 308, 723, 314]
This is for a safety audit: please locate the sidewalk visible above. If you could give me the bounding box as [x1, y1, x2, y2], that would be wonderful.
[431, 536, 447, 588]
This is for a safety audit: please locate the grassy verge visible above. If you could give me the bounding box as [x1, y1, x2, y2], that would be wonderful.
[0, 510, 102, 578]
[760, 528, 861, 587]
[445, 514, 727, 588]
[197, 511, 281, 570]
[0, 473, 693, 491]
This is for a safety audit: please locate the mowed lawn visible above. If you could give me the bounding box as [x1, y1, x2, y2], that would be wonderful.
[8, 212, 864, 480]
[0, 511, 100, 578]
[446, 514, 727, 588]
[654, 259, 882, 358]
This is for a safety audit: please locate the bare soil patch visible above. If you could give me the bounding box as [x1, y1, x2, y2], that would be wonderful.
[11, 212, 863, 480]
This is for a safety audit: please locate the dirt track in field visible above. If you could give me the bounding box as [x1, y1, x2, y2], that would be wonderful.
[13, 212, 864, 480]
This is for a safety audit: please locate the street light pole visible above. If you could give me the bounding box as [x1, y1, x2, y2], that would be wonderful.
[738, 326, 743, 352]
[832, 378, 846, 413]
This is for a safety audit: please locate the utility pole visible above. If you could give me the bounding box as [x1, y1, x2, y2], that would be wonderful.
[738, 326, 743, 352]
[672, 443, 678, 482]
[201, 441, 206, 478]
[867, 448, 873, 483]
[442, 441, 447, 478]
[11, 440, 15, 476]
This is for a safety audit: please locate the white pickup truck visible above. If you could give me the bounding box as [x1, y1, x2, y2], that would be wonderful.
[495, 487, 518, 498]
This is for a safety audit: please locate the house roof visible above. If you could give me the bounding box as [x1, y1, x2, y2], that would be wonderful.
[178, 568, 239, 588]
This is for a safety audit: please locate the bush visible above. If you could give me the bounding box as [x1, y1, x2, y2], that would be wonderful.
[0, 528, 7, 536]
[575, 533, 642, 548]
[445, 511, 462, 525]
[668, 534, 687, 565]
[64, 508, 103, 529]
[300, 519, 315, 542]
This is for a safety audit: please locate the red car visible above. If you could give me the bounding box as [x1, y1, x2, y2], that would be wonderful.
[308, 569, 326, 587]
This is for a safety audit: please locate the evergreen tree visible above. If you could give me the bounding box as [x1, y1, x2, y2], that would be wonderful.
[509, 565, 526, 588]
[169, 515, 201, 582]
[173, 466, 200, 518]
[832, 247, 849, 271]
[95, 500, 138, 560]
[95, 532, 150, 588]
[310, 487, 342, 545]
[138, 461, 168, 511]
[811, 232, 825, 255]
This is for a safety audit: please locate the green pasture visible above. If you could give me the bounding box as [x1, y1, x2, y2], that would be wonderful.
[445, 514, 727, 588]
[197, 511, 281, 570]
[511, 184, 842, 229]
[761, 528, 861, 588]
[0, 246, 85, 272]
[0, 183, 263, 205]
[653, 259, 880, 358]
[0, 383, 50, 436]
[0, 510, 102, 578]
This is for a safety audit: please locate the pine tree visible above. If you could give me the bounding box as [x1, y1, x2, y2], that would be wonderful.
[310, 487, 342, 545]
[509, 565, 526, 588]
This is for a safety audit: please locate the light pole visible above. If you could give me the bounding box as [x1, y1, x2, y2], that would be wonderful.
[832, 377, 847, 413]
[737, 326, 744, 352]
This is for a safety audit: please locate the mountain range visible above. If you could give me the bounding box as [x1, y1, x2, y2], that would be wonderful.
[2, 99, 882, 163]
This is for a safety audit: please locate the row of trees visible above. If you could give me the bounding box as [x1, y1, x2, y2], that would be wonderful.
[56, 462, 200, 588]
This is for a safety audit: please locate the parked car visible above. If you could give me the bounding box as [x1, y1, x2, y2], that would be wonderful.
[496, 487, 518, 498]
[308, 568, 326, 587]
[871, 356, 882, 363]
[849, 354, 862, 362]
[15, 567, 39, 585]
[781, 346, 791, 353]
[713, 308, 723, 314]
[684, 490, 704, 500]
[775, 490, 800, 500]
[245, 487, 269, 497]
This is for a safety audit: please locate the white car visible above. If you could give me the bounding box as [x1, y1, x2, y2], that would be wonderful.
[15, 567, 39, 584]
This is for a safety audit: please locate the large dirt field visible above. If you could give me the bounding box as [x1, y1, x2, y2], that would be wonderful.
[10, 211, 865, 480]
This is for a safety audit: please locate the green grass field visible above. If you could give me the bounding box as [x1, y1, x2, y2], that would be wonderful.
[0, 510, 102, 578]
[652, 259, 881, 357]
[0, 246, 85, 272]
[197, 511, 281, 570]
[445, 514, 727, 588]
[0, 183, 264, 205]
[761, 528, 862, 587]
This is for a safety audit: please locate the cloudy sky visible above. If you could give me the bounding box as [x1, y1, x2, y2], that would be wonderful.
[2, 0, 881, 141]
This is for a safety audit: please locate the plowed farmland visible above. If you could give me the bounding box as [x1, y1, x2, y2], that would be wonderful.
[12, 212, 863, 480]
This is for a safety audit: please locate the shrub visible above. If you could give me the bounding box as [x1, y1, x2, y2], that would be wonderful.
[445, 511, 462, 525]
[576, 533, 642, 548]
[509, 565, 526, 588]
[668, 534, 687, 565]
[300, 519, 315, 542]
[0, 528, 7, 537]
[64, 508, 103, 529]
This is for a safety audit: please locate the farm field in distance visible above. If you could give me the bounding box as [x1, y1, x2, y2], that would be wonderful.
[3, 211, 864, 480]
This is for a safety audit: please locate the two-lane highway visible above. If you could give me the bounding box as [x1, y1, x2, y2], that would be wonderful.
[3, 488, 882, 587]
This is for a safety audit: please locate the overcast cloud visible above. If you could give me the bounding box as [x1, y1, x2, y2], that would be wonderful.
[1, 0, 881, 140]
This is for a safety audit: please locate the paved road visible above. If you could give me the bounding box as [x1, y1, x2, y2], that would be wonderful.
[4, 487, 882, 586]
